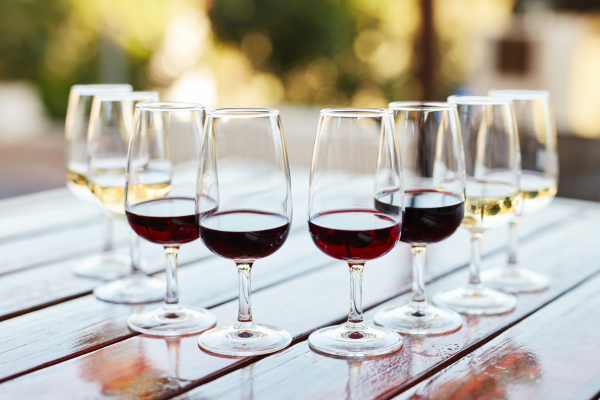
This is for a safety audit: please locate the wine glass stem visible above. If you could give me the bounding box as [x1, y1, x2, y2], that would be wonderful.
[130, 233, 143, 276]
[469, 231, 483, 287]
[410, 245, 428, 313]
[164, 246, 180, 306]
[236, 262, 255, 327]
[102, 217, 114, 254]
[346, 262, 366, 331]
[506, 217, 520, 269]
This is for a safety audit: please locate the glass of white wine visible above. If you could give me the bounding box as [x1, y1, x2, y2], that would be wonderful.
[432, 96, 520, 315]
[481, 90, 558, 293]
[86, 91, 168, 304]
[66, 84, 134, 281]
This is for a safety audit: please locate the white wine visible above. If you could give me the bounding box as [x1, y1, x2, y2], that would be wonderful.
[520, 170, 557, 215]
[461, 180, 520, 231]
[66, 162, 94, 201]
[89, 171, 172, 218]
[88, 159, 171, 217]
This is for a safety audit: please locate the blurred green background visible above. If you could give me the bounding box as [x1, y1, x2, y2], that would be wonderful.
[2, 0, 600, 199]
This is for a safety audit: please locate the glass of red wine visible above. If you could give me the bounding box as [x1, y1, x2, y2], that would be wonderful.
[125, 102, 217, 336]
[197, 109, 293, 356]
[307, 108, 404, 357]
[374, 102, 465, 335]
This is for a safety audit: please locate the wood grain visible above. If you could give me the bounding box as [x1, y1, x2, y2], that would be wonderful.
[0, 220, 132, 276]
[0, 205, 591, 399]
[171, 215, 600, 400]
[0, 188, 99, 243]
[395, 273, 600, 400]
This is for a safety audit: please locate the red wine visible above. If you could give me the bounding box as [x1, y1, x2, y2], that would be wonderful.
[126, 197, 215, 245]
[199, 210, 291, 261]
[308, 209, 401, 262]
[400, 190, 464, 244]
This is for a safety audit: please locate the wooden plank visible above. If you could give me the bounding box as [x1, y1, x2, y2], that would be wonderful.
[0, 188, 101, 243]
[0, 202, 589, 399]
[169, 214, 600, 400]
[395, 273, 600, 400]
[0, 220, 131, 276]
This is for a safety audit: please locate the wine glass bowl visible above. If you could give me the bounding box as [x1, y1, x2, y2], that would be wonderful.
[432, 96, 520, 315]
[306, 108, 404, 357]
[65, 84, 133, 202]
[125, 102, 217, 336]
[196, 108, 293, 356]
[481, 89, 558, 293]
[374, 102, 465, 335]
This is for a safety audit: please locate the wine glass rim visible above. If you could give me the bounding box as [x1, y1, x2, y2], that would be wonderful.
[207, 108, 280, 118]
[389, 101, 456, 111]
[488, 89, 551, 100]
[94, 91, 159, 102]
[71, 84, 132, 96]
[136, 101, 205, 112]
[320, 108, 393, 117]
[447, 95, 511, 105]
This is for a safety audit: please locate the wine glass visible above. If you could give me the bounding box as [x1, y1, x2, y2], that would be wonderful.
[87, 91, 167, 304]
[125, 102, 217, 336]
[481, 90, 558, 293]
[432, 96, 520, 315]
[197, 109, 293, 356]
[66, 84, 133, 280]
[306, 108, 404, 357]
[374, 102, 465, 335]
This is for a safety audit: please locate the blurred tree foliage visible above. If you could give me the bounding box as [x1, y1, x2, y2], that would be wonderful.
[0, 0, 73, 116]
[0, 0, 422, 117]
[0, 0, 173, 117]
[208, 0, 421, 106]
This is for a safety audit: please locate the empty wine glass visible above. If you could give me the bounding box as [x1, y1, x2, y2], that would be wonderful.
[374, 102, 465, 335]
[482, 90, 558, 293]
[197, 109, 293, 356]
[87, 91, 167, 303]
[432, 96, 520, 315]
[125, 102, 216, 336]
[66, 84, 133, 280]
[306, 108, 404, 357]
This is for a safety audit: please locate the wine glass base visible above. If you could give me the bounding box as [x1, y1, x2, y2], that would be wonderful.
[72, 254, 131, 281]
[374, 303, 462, 335]
[128, 305, 216, 336]
[93, 275, 165, 304]
[481, 267, 549, 293]
[198, 323, 292, 356]
[308, 323, 403, 357]
[432, 285, 517, 315]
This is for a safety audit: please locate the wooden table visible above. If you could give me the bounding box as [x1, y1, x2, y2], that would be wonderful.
[0, 168, 599, 400]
